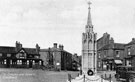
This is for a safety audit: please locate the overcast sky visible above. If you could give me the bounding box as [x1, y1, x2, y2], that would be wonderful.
[0, 0, 135, 55]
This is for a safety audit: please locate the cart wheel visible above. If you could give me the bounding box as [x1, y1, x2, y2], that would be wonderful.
[129, 76, 135, 82]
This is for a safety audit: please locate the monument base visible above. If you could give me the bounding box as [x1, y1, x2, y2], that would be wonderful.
[67, 74, 113, 82]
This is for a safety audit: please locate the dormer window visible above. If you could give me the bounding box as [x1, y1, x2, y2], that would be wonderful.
[16, 50, 26, 59]
[35, 56, 39, 59]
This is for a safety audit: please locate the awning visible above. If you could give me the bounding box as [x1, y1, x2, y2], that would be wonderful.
[114, 60, 122, 64]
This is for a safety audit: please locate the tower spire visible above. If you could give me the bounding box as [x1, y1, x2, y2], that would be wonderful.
[87, 1, 92, 27]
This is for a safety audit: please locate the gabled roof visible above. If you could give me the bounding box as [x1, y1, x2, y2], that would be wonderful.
[126, 40, 135, 46]
[0, 46, 16, 53]
[23, 48, 39, 55]
[113, 43, 125, 50]
[0, 46, 39, 55]
[40, 47, 72, 55]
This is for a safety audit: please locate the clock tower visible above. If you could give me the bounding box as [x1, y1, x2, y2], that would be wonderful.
[82, 2, 97, 74]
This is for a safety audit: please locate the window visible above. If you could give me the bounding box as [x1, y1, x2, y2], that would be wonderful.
[35, 56, 39, 59]
[0, 53, 2, 56]
[39, 61, 42, 65]
[27, 60, 29, 65]
[116, 51, 120, 57]
[98, 52, 101, 58]
[98, 62, 101, 67]
[10, 60, 12, 64]
[126, 60, 132, 66]
[128, 47, 131, 55]
[33, 60, 35, 65]
[7, 54, 11, 57]
[17, 60, 22, 65]
[104, 50, 107, 57]
[4, 59, 6, 64]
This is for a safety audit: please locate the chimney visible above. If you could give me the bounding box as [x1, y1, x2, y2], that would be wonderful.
[59, 45, 64, 50]
[15, 41, 22, 51]
[109, 37, 114, 44]
[36, 44, 40, 54]
[61, 45, 64, 50]
[54, 43, 57, 48]
[132, 38, 135, 41]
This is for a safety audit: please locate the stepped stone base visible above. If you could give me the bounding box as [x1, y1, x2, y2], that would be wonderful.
[67, 74, 113, 82]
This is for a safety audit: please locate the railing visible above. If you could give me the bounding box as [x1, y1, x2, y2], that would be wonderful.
[68, 73, 114, 82]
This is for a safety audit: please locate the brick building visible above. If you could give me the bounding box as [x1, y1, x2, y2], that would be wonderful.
[72, 53, 81, 71]
[97, 33, 125, 71]
[40, 43, 73, 70]
[0, 41, 43, 68]
[124, 38, 135, 67]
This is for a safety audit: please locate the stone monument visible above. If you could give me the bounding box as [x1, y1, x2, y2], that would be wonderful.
[82, 1, 97, 75]
[67, 0, 113, 82]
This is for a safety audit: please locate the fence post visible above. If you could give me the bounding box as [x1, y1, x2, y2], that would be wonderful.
[105, 74, 107, 79]
[84, 75, 85, 82]
[109, 74, 111, 82]
[101, 75, 103, 82]
[68, 74, 71, 82]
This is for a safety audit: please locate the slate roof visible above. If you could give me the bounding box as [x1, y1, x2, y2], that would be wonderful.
[126, 40, 135, 46]
[0, 46, 39, 55]
[113, 43, 125, 50]
[23, 48, 39, 55]
[0, 46, 16, 53]
[98, 43, 125, 50]
[40, 47, 72, 55]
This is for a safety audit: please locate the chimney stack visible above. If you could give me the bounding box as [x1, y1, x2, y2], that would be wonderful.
[132, 38, 135, 41]
[54, 43, 57, 48]
[15, 41, 22, 51]
[59, 44, 64, 50]
[36, 44, 40, 54]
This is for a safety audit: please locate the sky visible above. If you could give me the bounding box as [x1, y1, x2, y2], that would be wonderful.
[0, 0, 135, 55]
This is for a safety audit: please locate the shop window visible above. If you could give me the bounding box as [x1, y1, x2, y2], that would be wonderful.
[10, 60, 12, 64]
[126, 60, 132, 66]
[39, 61, 41, 65]
[33, 60, 35, 65]
[17, 60, 22, 65]
[35, 56, 39, 59]
[27, 60, 29, 65]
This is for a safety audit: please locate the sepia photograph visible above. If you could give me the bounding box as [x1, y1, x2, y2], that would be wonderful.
[0, 0, 135, 82]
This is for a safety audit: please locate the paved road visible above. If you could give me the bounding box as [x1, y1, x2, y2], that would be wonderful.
[0, 68, 123, 82]
[0, 68, 79, 82]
